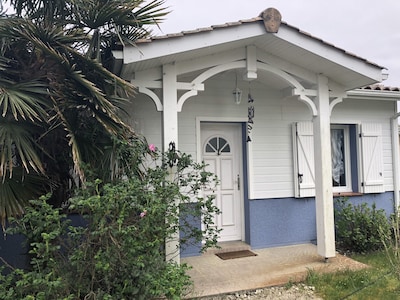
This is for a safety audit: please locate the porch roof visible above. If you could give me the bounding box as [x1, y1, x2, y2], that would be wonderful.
[113, 9, 387, 91]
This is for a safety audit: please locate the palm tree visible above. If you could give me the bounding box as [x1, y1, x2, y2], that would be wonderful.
[0, 0, 168, 225]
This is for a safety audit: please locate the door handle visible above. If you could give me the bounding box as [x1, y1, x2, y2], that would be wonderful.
[237, 174, 240, 190]
[298, 173, 303, 184]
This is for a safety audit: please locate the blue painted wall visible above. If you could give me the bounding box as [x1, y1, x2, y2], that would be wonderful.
[0, 230, 29, 272]
[334, 193, 395, 217]
[1, 194, 394, 261]
[248, 197, 317, 248]
[180, 203, 202, 257]
[247, 192, 395, 249]
[0, 213, 88, 272]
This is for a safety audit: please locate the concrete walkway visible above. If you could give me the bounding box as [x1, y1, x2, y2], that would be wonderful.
[181, 243, 368, 298]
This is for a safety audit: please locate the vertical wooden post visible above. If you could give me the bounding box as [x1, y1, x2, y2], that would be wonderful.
[313, 74, 336, 259]
[391, 116, 400, 209]
[163, 63, 180, 264]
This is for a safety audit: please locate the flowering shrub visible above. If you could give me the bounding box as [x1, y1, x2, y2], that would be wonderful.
[0, 144, 220, 299]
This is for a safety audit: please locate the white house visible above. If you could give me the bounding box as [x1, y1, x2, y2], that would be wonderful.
[112, 8, 400, 261]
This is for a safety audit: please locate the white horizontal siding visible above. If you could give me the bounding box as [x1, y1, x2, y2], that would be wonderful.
[248, 91, 295, 198]
[123, 95, 162, 149]
[178, 117, 196, 157]
[127, 78, 396, 200]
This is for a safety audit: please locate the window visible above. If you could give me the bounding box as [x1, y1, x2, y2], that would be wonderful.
[205, 137, 231, 155]
[293, 122, 384, 197]
[331, 125, 352, 192]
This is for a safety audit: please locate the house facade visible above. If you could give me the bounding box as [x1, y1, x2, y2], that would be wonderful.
[112, 8, 400, 261]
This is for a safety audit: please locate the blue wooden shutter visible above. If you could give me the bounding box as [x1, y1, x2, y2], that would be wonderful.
[360, 123, 384, 193]
[293, 122, 315, 197]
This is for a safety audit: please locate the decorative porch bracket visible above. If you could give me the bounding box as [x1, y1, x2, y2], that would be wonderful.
[138, 86, 163, 111]
[132, 79, 204, 112]
[290, 88, 347, 117]
[291, 88, 318, 116]
[178, 59, 320, 112]
[177, 60, 246, 111]
[329, 93, 346, 115]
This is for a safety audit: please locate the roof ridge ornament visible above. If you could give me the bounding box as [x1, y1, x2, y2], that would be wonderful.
[260, 8, 281, 33]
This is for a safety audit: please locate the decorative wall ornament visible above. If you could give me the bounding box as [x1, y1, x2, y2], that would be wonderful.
[247, 92, 254, 142]
[167, 142, 178, 167]
[260, 7, 281, 33]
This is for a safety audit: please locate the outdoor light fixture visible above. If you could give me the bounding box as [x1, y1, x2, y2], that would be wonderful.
[233, 74, 242, 105]
[233, 87, 242, 105]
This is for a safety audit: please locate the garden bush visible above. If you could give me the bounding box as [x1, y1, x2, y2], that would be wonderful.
[334, 197, 391, 253]
[0, 146, 220, 299]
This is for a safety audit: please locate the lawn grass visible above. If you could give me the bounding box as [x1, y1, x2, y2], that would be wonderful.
[305, 251, 400, 299]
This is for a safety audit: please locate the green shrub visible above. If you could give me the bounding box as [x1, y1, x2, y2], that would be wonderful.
[334, 197, 391, 253]
[1, 195, 74, 299]
[0, 146, 220, 299]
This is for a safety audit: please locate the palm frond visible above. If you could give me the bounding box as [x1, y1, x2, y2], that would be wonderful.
[129, 0, 168, 26]
[2, 19, 131, 130]
[0, 0, 169, 222]
[49, 95, 86, 184]
[0, 80, 49, 122]
[0, 120, 45, 177]
[0, 168, 54, 227]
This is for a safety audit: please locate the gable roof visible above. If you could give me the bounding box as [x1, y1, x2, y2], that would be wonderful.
[137, 17, 384, 70]
[114, 8, 387, 91]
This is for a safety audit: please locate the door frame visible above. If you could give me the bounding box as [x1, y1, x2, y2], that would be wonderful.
[196, 117, 247, 241]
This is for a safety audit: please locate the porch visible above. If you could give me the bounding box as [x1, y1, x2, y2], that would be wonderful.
[182, 242, 367, 298]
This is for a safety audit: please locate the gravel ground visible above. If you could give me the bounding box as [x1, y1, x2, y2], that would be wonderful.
[195, 284, 323, 300]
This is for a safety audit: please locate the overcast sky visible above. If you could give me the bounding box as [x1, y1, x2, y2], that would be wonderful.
[153, 0, 400, 87]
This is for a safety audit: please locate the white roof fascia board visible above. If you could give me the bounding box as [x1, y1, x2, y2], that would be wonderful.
[346, 89, 400, 101]
[123, 23, 265, 64]
[123, 23, 384, 82]
[275, 26, 384, 83]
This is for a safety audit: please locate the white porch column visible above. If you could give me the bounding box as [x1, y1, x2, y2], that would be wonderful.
[163, 63, 180, 264]
[313, 74, 336, 259]
[391, 115, 400, 209]
[163, 63, 178, 150]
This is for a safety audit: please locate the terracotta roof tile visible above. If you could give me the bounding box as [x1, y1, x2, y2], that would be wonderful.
[224, 21, 243, 26]
[240, 17, 262, 24]
[210, 24, 230, 29]
[362, 84, 400, 92]
[135, 38, 152, 43]
[180, 29, 202, 34]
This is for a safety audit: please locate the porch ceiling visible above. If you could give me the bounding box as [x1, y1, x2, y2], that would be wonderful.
[115, 20, 385, 91]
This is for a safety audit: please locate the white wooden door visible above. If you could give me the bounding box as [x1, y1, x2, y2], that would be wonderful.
[201, 123, 243, 242]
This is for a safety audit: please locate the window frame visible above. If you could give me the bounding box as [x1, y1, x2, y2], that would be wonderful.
[331, 124, 352, 193]
[293, 122, 384, 198]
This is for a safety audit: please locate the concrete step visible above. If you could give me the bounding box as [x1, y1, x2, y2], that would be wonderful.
[204, 241, 251, 255]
